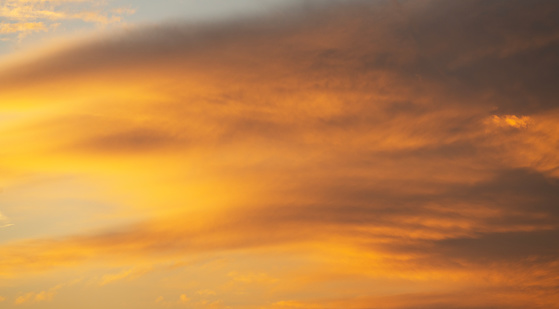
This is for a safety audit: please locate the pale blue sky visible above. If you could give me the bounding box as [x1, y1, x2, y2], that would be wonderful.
[0, 0, 300, 56]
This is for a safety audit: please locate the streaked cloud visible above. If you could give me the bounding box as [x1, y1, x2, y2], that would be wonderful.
[0, 21, 47, 35]
[0, 210, 14, 228]
[99, 267, 152, 286]
[0, 0, 133, 41]
[490, 115, 530, 129]
[14, 286, 60, 305]
[0, 0, 558, 308]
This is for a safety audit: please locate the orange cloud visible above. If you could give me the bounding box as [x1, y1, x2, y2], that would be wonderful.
[0, 21, 46, 34]
[490, 115, 530, 128]
[0, 1, 558, 308]
[179, 294, 190, 303]
[99, 267, 152, 286]
[14, 286, 60, 305]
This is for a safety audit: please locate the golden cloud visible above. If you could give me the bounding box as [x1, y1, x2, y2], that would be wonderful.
[14, 286, 60, 305]
[0, 0, 133, 40]
[0, 21, 46, 34]
[0, 1, 558, 308]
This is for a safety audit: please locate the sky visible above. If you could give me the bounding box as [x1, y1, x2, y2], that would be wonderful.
[1, 0, 559, 308]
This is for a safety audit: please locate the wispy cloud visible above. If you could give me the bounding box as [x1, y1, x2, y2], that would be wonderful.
[0, 21, 47, 35]
[99, 267, 152, 286]
[14, 286, 60, 305]
[0, 211, 14, 228]
[0, 0, 134, 41]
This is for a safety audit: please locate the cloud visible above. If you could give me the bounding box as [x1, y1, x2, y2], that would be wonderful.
[271, 288, 552, 309]
[0, 211, 14, 228]
[14, 286, 60, 305]
[490, 115, 530, 129]
[179, 294, 190, 303]
[0, 22, 47, 34]
[99, 267, 152, 286]
[196, 289, 217, 297]
[0, 0, 558, 308]
[0, 0, 134, 41]
[227, 272, 277, 284]
[153, 294, 196, 306]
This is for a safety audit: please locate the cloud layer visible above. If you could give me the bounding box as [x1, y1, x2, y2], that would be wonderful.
[1, 1, 559, 308]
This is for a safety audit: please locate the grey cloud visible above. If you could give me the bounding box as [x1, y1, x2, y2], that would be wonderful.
[2, 0, 558, 158]
[1, 0, 558, 115]
[78, 128, 178, 153]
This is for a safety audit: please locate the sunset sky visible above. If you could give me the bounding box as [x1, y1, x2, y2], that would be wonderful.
[1, 1, 559, 308]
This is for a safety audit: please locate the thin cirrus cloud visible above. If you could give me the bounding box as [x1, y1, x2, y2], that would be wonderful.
[0, 0, 134, 41]
[0, 0, 558, 308]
